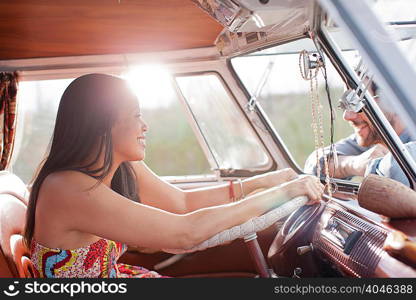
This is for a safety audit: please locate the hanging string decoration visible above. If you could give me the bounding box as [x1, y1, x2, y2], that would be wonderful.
[298, 50, 333, 199]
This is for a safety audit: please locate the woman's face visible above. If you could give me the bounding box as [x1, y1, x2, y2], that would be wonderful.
[111, 96, 148, 162]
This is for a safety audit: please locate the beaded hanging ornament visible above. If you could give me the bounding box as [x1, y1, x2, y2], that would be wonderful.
[298, 50, 333, 198]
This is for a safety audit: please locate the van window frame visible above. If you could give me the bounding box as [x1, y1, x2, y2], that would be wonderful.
[173, 70, 276, 177]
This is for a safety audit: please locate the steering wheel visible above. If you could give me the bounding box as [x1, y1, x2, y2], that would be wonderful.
[163, 195, 308, 254]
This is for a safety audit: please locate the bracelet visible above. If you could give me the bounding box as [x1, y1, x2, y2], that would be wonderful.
[238, 178, 245, 199]
[228, 180, 236, 202]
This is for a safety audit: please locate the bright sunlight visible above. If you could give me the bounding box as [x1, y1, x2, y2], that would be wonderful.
[123, 64, 176, 109]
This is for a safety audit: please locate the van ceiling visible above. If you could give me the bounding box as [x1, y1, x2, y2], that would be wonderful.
[0, 0, 223, 60]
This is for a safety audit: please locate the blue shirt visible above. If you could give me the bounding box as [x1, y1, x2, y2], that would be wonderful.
[304, 131, 415, 186]
[365, 132, 415, 186]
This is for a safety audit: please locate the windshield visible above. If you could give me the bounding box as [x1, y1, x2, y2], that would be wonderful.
[231, 38, 353, 176]
[231, 0, 416, 188]
[323, 0, 416, 75]
[319, 0, 416, 187]
[372, 0, 416, 73]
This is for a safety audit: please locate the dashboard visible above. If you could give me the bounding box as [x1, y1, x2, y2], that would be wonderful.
[268, 196, 416, 278]
[313, 201, 387, 277]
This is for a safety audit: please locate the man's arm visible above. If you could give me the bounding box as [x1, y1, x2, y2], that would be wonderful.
[365, 141, 416, 187]
[328, 144, 388, 178]
[304, 134, 382, 179]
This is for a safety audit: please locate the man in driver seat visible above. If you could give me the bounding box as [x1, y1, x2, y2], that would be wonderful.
[304, 78, 416, 186]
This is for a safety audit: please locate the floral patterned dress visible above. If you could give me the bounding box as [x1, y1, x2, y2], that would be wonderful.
[30, 238, 167, 278]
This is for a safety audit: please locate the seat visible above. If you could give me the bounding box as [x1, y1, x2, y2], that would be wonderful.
[0, 171, 32, 277]
[0, 192, 31, 277]
[10, 234, 34, 277]
[0, 171, 29, 204]
[0, 171, 28, 277]
[0, 246, 13, 277]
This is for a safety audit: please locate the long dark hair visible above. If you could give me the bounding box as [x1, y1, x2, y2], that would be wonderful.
[24, 73, 139, 247]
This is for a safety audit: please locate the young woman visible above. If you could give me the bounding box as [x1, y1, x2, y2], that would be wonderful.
[24, 73, 323, 278]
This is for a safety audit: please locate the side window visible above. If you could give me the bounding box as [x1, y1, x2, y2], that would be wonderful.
[11, 69, 213, 183]
[12, 79, 70, 183]
[125, 66, 213, 176]
[175, 73, 273, 173]
[231, 38, 353, 170]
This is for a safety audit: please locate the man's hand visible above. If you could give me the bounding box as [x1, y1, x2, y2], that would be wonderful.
[334, 144, 389, 177]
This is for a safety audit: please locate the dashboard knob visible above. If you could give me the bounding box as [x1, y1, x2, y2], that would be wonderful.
[297, 243, 314, 255]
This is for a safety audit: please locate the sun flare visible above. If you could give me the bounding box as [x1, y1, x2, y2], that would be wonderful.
[123, 64, 176, 109]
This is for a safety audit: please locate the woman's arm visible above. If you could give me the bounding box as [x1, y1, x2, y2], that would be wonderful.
[183, 168, 298, 212]
[43, 170, 322, 251]
[132, 161, 299, 214]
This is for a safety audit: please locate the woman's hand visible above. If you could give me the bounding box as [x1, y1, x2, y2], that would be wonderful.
[278, 175, 324, 204]
[260, 168, 298, 188]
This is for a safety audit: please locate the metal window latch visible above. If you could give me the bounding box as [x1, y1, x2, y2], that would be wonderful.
[339, 61, 376, 113]
[305, 53, 323, 70]
[338, 88, 365, 113]
[247, 95, 257, 111]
